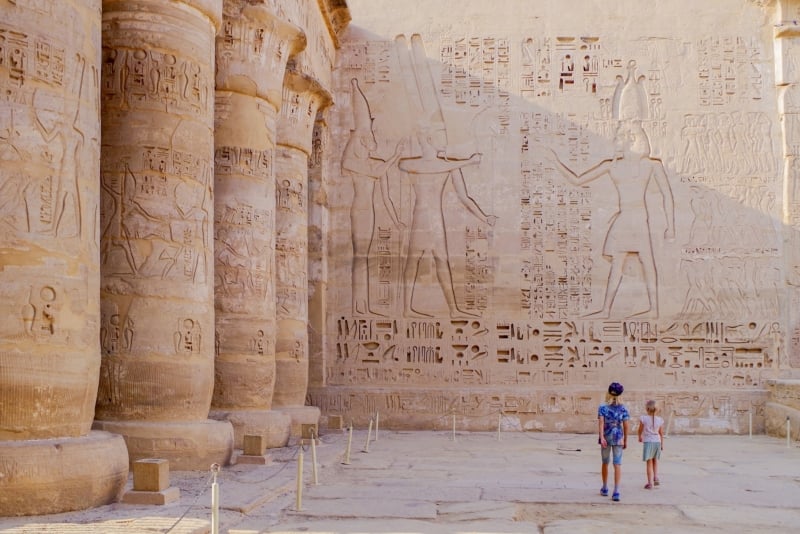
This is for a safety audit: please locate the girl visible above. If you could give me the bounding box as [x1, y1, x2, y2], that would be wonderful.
[637, 399, 664, 489]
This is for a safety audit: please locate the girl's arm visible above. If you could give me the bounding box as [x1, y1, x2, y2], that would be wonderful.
[658, 424, 664, 450]
[637, 419, 644, 442]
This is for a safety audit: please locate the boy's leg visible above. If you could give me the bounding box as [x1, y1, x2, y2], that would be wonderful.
[600, 446, 611, 494]
[612, 445, 623, 500]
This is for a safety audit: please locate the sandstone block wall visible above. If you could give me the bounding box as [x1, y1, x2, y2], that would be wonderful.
[308, 0, 800, 433]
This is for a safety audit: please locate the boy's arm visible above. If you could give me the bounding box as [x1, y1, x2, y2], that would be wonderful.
[598, 416, 606, 446]
[623, 420, 629, 449]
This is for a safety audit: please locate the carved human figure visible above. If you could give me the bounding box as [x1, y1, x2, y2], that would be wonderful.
[342, 78, 405, 315]
[545, 122, 675, 318]
[32, 80, 84, 238]
[398, 124, 496, 318]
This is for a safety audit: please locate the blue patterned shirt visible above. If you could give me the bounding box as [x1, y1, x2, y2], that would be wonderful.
[598, 403, 629, 446]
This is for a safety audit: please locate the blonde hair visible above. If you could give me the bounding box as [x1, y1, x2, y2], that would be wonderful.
[605, 392, 621, 405]
[646, 399, 657, 425]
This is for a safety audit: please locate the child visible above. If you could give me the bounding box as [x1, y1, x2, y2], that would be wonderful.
[637, 399, 664, 489]
[598, 382, 629, 502]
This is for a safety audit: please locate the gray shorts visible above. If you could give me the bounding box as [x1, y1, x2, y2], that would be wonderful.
[642, 442, 661, 461]
[601, 444, 624, 465]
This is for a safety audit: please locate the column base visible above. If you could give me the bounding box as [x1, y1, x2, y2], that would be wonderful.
[0, 431, 129, 517]
[208, 409, 291, 449]
[93, 419, 233, 471]
[274, 405, 321, 439]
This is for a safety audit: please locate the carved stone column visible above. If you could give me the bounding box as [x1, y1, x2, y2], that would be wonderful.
[308, 117, 330, 393]
[96, 0, 233, 470]
[0, 0, 129, 516]
[274, 71, 331, 433]
[776, 0, 800, 368]
[209, 0, 304, 449]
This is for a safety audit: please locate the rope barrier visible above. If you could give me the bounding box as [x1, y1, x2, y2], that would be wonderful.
[163, 467, 216, 533]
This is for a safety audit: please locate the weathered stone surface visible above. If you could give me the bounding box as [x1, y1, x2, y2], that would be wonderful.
[93, 419, 233, 471]
[310, 0, 800, 431]
[0, 432, 129, 517]
[0, 0, 130, 516]
[211, 1, 307, 450]
[97, 0, 234, 468]
[0, 0, 103, 441]
[208, 408, 291, 449]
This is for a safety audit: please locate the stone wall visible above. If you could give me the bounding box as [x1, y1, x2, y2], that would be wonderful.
[308, 0, 800, 433]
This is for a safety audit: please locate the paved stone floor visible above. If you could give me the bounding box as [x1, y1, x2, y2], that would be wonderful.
[1, 429, 799, 533]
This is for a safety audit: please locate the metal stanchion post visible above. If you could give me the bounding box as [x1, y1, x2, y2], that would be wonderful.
[375, 411, 379, 442]
[343, 424, 353, 465]
[296, 448, 304, 511]
[749, 410, 752, 439]
[363, 418, 373, 452]
[452, 414, 456, 442]
[311, 429, 319, 485]
[787, 417, 791, 449]
[210, 463, 220, 534]
[497, 412, 502, 441]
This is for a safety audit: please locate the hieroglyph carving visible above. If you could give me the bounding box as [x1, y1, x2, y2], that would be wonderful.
[322, 2, 787, 430]
[101, 47, 209, 117]
[100, 152, 211, 282]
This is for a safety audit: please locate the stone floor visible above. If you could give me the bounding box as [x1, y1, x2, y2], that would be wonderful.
[1, 428, 799, 533]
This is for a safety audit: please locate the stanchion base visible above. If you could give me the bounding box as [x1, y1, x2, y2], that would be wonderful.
[121, 486, 180, 505]
[236, 454, 272, 465]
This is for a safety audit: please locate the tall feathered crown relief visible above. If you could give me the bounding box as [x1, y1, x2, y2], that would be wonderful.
[612, 60, 648, 122]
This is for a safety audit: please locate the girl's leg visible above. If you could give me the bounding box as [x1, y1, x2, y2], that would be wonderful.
[653, 458, 659, 485]
[646, 459, 654, 486]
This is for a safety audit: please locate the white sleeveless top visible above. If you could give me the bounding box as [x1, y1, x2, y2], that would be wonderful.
[639, 414, 664, 443]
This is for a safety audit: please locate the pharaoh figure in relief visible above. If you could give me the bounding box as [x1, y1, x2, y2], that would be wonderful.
[396, 35, 497, 319]
[342, 77, 405, 316]
[543, 61, 676, 319]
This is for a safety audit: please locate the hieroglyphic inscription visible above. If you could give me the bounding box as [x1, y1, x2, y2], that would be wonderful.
[215, 146, 272, 178]
[520, 36, 608, 99]
[519, 111, 593, 318]
[519, 173, 593, 319]
[100, 147, 211, 281]
[464, 225, 490, 312]
[174, 318, 202, 355]
[340, 41, 392, 83]
[0, 27, 65, 97]
[219, 16, 271, 65]
[439, 36, 511, 105]
[101, 46, 209, 116]
[280, 85, 314, 126]
[214, 142, 274, 309]
[697, 37, 763, 106]
[214, 197, 272, 302]
[333, 317, 779, 388]
[100, 300, 134, 355]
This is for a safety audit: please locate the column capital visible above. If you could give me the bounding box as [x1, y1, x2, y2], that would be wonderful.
[316, 0, 352, 48]
[103, 0, 223, 31]
[216, 2, 306, 105]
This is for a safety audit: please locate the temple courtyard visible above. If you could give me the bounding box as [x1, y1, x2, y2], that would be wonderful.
[0, 428, 798, 533]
